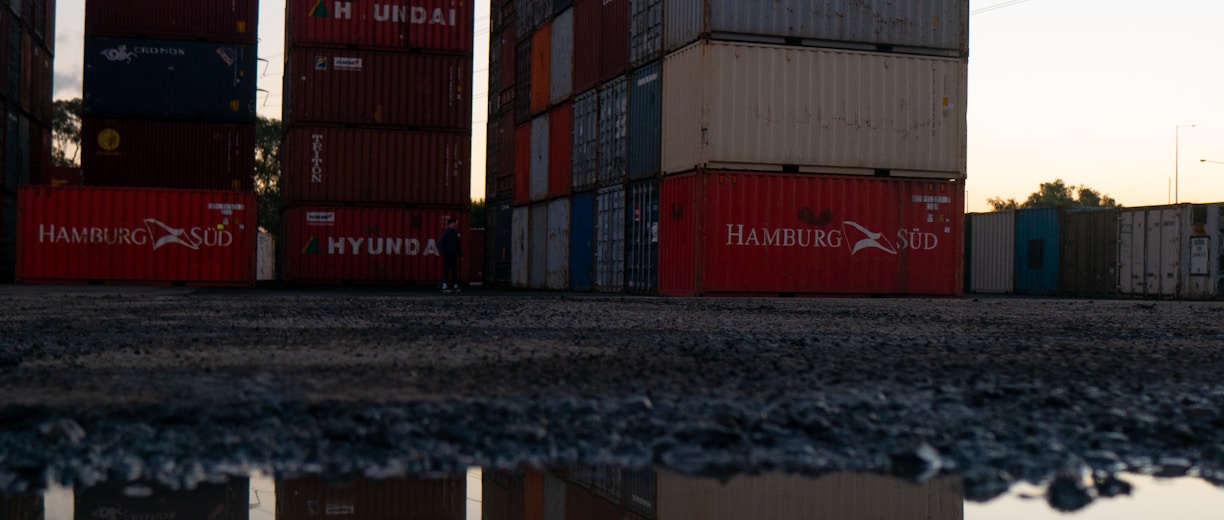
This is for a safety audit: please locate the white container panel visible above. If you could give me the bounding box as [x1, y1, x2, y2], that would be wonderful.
[595, 185, 626, 292]
[530, 114, 550, 202]
[257, 231, 276, 281]
[511, 205, 530, 288]
[968, 211, 1014, 294]
[571, 89, 599, 191]
[546, 198, 571, 289]
[550, 8, 574, 104]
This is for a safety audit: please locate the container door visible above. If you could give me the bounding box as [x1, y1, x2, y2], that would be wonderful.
[1157, 208, 1181, 296]
[512, 206, 530, 288]
[596, 185, 625, 292]
[546, 198, 571, 289]
[493, 202, 513, 285]
[626, 179, 659, 294]
[1118, 210, 1143, 295]
[529, 204, 549, 289]
[570, 191, 595, 290]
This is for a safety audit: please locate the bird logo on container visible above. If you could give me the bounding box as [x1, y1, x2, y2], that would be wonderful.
[100, 45, 136, 63]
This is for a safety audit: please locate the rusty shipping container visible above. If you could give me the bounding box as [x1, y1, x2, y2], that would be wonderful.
[546, 197, 570, 289]
[286, 0, 473, 53]
[277, 474, 466, 520]
[659, 171, 963, 296]
[284, 48, 471, 129]
[281, 126, 470, 206]
[530, 22, 551, 115]
[514, 37, 531, 124]
[85, 0, 258, 43]
[572, 0, 600, 93]
[21, 34, 52, 126]
[548, 102, 572, 199]
[80, 118, 255, 191]
[1061, 208, 1119, 298]
[661, 41, 967, 178]
[600, 0, 630, 82]
[17, 186, 257, 286]
[76, 478, 250, 520]
[280, 206, 470, 283]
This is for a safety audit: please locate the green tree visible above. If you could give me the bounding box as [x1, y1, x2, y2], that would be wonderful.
[51, 98, 82, 167]
[470, 198, 486, 228]
[988, 179, 1119, 211]
[254, 116, 282, 236]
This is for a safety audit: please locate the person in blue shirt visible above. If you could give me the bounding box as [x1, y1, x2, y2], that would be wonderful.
[439, 217, 463, 292]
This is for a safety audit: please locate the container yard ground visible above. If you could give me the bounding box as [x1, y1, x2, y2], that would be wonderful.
[2, 285, 1224, 510]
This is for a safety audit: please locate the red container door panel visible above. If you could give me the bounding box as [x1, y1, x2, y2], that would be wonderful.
[547, 102, 572, 199]
[286, 0, 473, 53]
[285, 49, 472, 129]
[281, 206, 470, 282]
[598, 0, 629, 82]
[80, 119, 256, 191]
[514, 124, 531, 205]
[282, 127, 470, 206]
[658, 173, 697, 296]
[572, 0, 600, 93]
[17, 186, 257, 285]
[84, 0, 259, 44]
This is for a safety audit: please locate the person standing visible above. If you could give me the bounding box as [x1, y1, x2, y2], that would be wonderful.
[439, 217, 463, 292]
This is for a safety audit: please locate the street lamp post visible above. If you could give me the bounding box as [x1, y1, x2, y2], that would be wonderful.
[1176, 124, 1195, 204]
[1202, 159, 1224, 165]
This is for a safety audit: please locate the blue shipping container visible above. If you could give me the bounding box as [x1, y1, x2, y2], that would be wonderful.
[597, 76, 627, 187]
[83, 37, 257, 122]
[570, 191, 595, 290]
[626, 178, 659, 294]
[628, 61, 661, 180]
[1014, 207, 1061, 295]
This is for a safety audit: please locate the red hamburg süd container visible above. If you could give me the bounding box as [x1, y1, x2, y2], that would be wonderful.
[547, 102, 572, 199]
[84, 0, 258, 44]
[16, 186, 257, 286]
[281, 126, 471, 206]
[285, 48, 472, 129]
[599, 0, 629, 82]
[276, 475, 466, 520]
[572, 0, 601, 93]
[659, 171, 964, 296]
[286, 0, 473, 53]
[514, 124, 531, 205]
[80, 119, 255, 191]
[281, 206, 471, 283]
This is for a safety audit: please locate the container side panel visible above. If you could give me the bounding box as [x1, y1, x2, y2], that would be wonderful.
[571, 89, 599, 191]
[85, 0, 259, 43]
[549, 8, 574, 104]
[546, 198, 571, 289]
[967, 211, 1014, 293]
[493, 200, 513, 284]
[529, 203, 548, 288]
[286, 0, 474, 53]
[599, 0, 629, 82]
[547, 103, 573, 199]
[569, 191, 595, 290]
[626, 178, 660, 293]
[1013, 207, 1060, 295]
[629, 0, 662, 67]
[80, 119, 256, 192]
[658, 172, 696, 295]
[597, 76, 627, 186]
[512, 205, 530, 287]
[595, 185, 626, 291]
[572, 0, 601, 93]
[529, 23, 552, 115]
[514, 124, 531, 205]
[529, 114, 550, 202]
[628, 61, 661, 180]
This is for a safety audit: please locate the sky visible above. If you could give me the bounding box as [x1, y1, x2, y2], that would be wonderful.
[51, 0, 1224, 213]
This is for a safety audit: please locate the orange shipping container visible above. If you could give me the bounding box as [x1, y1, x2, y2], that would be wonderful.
[530, 23, 552, 115]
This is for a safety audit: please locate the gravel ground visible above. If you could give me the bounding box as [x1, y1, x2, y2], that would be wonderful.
[3, 285, 1224, 511]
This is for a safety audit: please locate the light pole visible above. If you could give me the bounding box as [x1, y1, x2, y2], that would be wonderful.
[1176, 124, 1195, 203]
[1202, 159, 1224, 165]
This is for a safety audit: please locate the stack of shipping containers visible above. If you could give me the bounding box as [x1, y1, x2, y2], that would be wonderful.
[491, 0, 969, 296]
[14, 0, 260, 286]
[279, 0, 474, 284]
[0, 0, 53, 281]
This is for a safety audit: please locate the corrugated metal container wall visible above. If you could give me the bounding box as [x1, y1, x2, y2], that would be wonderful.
[627, 61, 661, 180]
[492, 200, 513, 284]
[76, 479, 249, 520]
[2, 110, 25, 193]
[565, 481, 626, 520]
[498, 26, 517, 101]
[514, 37, 532, 124]
[662, 0, 968, 57]
[597, 76, 627, 186]
[595, 184, 625, 292]
[629, 0, 662, 67]
[491, 112, 516, 200]
[572, 0, 601, 93]
[599, 0, 629, 82]
[658, 171, 963, 296]
[276, 475, 465, 520]
[285, 48, 471, 129]
[661, 41, 967, 178]
[280, 206, 468, 283]
[83, 38, 257, 122]
[281, 126, 470, 206]
[657, 173, 695, 295]
[571, 88, 599, 192]
[80, 119, 255, 192]
[626, 178, 659, 294]
[1060, 209, 1119, 298]
[0, 492, 43, 520]
[624, 468, 657, 519]
[486, 114, 504, 199]
[286, 0, 474, 53]
[547, 197, 570, 289]
[656, 471, 963, 520]
[549, 8, 574, 105]
[547, 102, 573, 199]
[529, 113, 549, 202]
[1, 193, 14, 282]
[530, 23, 552, 115]
[570, 191, 594, 290]
[482, 471, 524, 520]
[1013, 207, 1060, 295]
[517, 0, 550, 36]
[17, 187, 257, 286]
[512, 205, 530, 287]
[514, 123, 531, 205]
[0, 10, 10, 104]
[25, 39, 52, 126]
[84, 0, 258, 43]
[488, 28, 504, 116]
[258, 231, 275, 281]
[5, 16, 19, 102]
[1118, 206, 1185, 298]
[529, 203, 548, 288]
[966, 211, 1015, 294]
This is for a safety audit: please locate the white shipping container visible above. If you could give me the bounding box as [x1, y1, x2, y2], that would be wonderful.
[1119, 206, 1184, 298]
[550, 8, 574, 105]
[530, 114, 550, 202]
[661, 41, 967, 178]
[512, 205, 530, 288]
[967, 211, 1015, 294]
[547, 198, 571, 289]
[257, 231, 276, 281]
[529, 203, 549, 289]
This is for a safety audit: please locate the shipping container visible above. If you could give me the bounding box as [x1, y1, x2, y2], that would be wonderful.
[76, 478, 250, 520]
[1061, 208, 1119, 298]
[2, 110, 24, 193]
[595, 184, 625, 292]
[467, 227, 486, 283]
[258, 230, 276, 281]
[83, 37, 257, 122]
[529, 202, 548, 288]
[277, 474, 465, 520]
[5, 16, 18, 102]
[85, 0, 258, 43]
[512, 204, 529, 287]
[514, 123, 531, 205]
[17, 186, 257, 286]
[547, 102, 573, 199]
[514, 37, 532, 124]
[624, 468, 657, 519]
[530, 23, 552, 115]
[498, 26, 517, 102]
[488, 27, 504, 115]
[23, 36, 51, 125]
[572, 0, 600, 93]
[281, 126, 470, 206]
[570, 190, 594, 290]
[0, 491, 43, 520]
[516, 0, 550, 36]
[547, 197, 570, 289]
[565, 481, 623, 520]
[286, 0, 473, 53]
[627, 61, 661, 180]
[482, 471, 525, 520]
[626, 178, 659, 294]
[44, 167, 82, 187]
[280, 206, 469, 283]
[486, 114, 504, 199]
[1, 193, 14, 282]
[1115, 204, 1223, 299]
[659, 171, 963, 296]
[80, 119, 255, 191]
[529, 113, 549, 201]
[599, 0, 629, 82]
[629, 0, 662, 67]
[965, 211, 1015, 294]
[549, 8, 574, 105]
[493, 112, 517, 200]
[285, 48, 471, 129]
[24, 0, 55, 50]
[1014, 207, 1060, 295]
[661, 41, 967, 178]
[571, 88, 599, 191]
[555, 0, 573, 15]
[492, 199, 513, 284]
[597, 76, 627, 186]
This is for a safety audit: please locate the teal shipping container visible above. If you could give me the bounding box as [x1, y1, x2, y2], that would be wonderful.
[1014, 207, 1061, 295]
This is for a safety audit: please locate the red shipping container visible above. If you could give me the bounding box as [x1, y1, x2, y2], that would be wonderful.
[281, 126, 470, 206]
[46, 167, 83, 187]
[572, 0, 601, 93]
[498, 26, 517, 96]
[276, 475, 465, 520]
[281, 206, 471, 283]
[285, 48, 472, 129]
[16, 186, 256, 286]
[286, 0, 473, 53]
[547, 102, 572, 199]
[84, 0, 258, 44]
[80, 119, 255, 191]
[529, 23, 552, 115]
[599, 0, 629, 82]
[659, 171, 964, 296]
[514, 124, 531, 205]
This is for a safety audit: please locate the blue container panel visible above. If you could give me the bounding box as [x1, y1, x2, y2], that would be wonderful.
[628, 61, 661, 180]
[626, 178, 659, 294]
[1014, 207, 1061, 295]
[570, 191, 595, 290]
